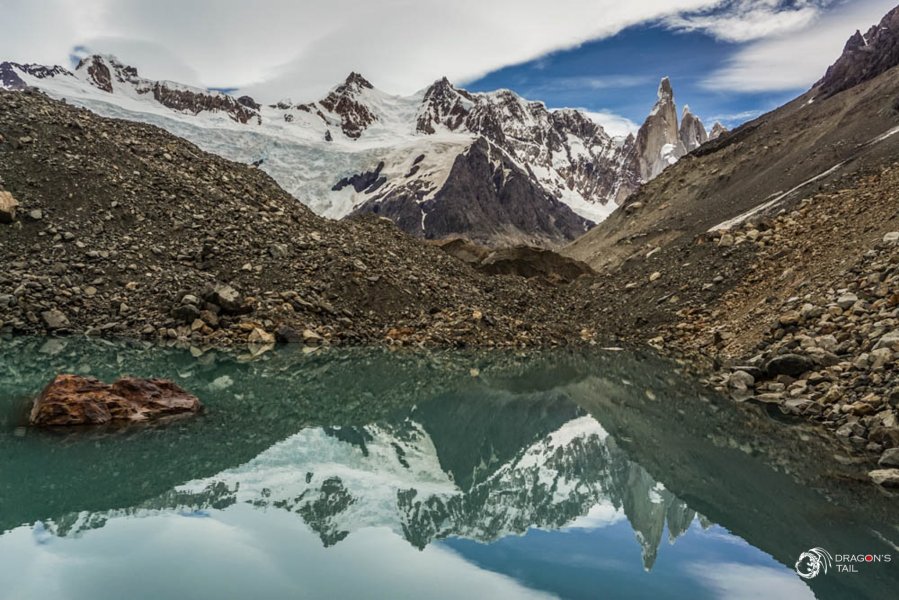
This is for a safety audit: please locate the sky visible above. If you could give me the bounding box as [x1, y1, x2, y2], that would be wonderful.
[1, 0, 896, 136]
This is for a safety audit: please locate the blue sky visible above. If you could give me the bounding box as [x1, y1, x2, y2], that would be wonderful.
[464, 24, 802, 135]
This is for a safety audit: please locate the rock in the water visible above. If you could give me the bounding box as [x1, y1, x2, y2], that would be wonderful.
[869, 468, 899, 487]
[30, 374, 202, 426]
[0, 190, 19, 223]
[765, 354, 816, 378]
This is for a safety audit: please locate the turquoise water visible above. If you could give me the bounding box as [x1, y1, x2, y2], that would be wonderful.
[0, 337, 896, 599]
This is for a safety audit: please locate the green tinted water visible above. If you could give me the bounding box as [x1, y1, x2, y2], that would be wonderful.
[0, 337, 896, 599]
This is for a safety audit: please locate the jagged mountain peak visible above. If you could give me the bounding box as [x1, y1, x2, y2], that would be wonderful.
[709, 121, 728, 140]
[341, 71, 375, 91]
[75, 54, 139, 93]
[317, 72, 387, 139]
[678, 106, 707, 153]
[814, 5, 899, 99]
[634, 77, 686, 181]
[657, 76, 674, 100]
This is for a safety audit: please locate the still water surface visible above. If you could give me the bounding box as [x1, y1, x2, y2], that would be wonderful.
[0, 338, 896, 599]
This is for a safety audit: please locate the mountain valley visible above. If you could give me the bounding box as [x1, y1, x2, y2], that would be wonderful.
[4, 5, 899, 484]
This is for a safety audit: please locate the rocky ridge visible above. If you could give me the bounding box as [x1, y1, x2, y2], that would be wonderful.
[815, 5, 899, 99]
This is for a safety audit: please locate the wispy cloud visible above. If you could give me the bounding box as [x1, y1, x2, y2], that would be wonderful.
[579, 109, 641, 138]
[701, 0, 897, 92]
[664, 1, 832, 43]
[686, 561, 815, 600]
[517, 75, 654, 99]
[707, 109, 764, 126]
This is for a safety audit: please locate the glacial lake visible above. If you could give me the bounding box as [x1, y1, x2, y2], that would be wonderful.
[0, 337, 897, 600]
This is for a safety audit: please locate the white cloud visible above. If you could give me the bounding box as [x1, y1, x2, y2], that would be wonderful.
[1, 0, 888, 103]
[665, 1, 829, 43]
[686, 561, 815, 600]
[702, 0, 898, 92]
[579, 109, 641, 138]
[0, 0, 787, 103]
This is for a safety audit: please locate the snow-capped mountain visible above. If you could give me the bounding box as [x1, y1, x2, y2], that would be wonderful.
[1, 55, 719, 246]
[40, 411, 700, 570]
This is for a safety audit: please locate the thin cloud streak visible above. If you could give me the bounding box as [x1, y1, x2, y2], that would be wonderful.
[701, 0, 898, 92]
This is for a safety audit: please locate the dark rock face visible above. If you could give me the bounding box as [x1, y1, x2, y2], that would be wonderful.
[30, 374, 202, 426]
[150, 82, 257, 124]
[815, 6, 899, 98]
[352, 138, 593, 246]
[332, 161, 386, 193]
[80, 55, 114, 93]
[237, 95, 261, 111]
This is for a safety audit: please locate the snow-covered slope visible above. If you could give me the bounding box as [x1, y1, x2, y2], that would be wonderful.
[1, 55, 712, 246]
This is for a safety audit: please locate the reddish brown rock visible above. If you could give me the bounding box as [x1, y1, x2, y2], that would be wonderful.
[0, 190, 18, 223]
[30, 374, 202, 426]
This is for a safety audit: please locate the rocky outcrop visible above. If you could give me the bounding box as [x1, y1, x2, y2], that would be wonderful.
[30, 374, 202, 426]
[0, 62, 70, 90]
[416, 77, 474, 133]
[79, 55, 115, 93]
[318, 72, 378, 139]
[434, 239, 594, 282]
[632, 78, 687, 181]
[478, 247, 594, 283]
[678, 105, 708, 153]
[332, 161, 386, 193]
[0, 190, 18, 223]
[708, 122, 728, 140]
[149, 82, 257, 124]
[815, 5, 899, 99]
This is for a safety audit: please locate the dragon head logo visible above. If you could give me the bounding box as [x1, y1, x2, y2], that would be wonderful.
[795, 547, 834, 579]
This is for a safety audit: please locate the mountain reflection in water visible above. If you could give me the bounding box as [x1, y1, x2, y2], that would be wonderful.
[0, 338, 896, 600]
